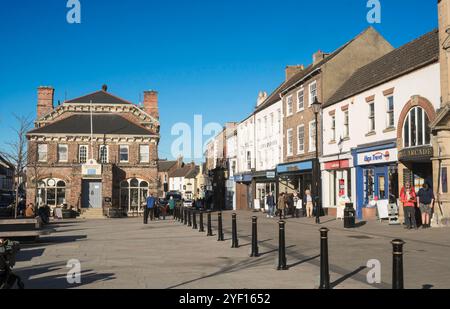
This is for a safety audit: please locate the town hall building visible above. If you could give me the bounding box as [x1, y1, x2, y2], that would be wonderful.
[26, 85, 160, 218]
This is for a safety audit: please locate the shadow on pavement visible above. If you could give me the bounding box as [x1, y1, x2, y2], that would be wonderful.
[287, 254, 320, 269]
[330, 266, 367, 288]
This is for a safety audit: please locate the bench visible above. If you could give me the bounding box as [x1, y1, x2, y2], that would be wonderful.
[0, 218, 53, 241]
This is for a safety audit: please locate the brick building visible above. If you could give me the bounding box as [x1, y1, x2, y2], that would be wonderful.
[26, 85, 160, 217]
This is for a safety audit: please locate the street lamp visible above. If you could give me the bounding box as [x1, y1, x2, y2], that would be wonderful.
[312, 98, 322, 224]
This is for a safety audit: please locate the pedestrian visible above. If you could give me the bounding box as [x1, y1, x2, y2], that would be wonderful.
[304, 189, 314, 218]
[400, 182, 417, 230]
[293, 191, 302, 218]
[168, 196, 176, 218]
[25, 203, 35, 218]
[417, 182, 435, 229]
[277, 193, 286, 220]
[144, 193, 156, 224]
[266, 192, 275, 218]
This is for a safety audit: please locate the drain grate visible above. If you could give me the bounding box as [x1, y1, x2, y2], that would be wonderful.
[348, 235, 373, 240]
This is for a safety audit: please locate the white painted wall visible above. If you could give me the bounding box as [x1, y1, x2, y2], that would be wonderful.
[236, 115, 255, 174]
[322, 63, 441, 156]
[255, 100, 283, 171]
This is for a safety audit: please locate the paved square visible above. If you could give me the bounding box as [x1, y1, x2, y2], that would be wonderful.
[13, 211, 450, 289]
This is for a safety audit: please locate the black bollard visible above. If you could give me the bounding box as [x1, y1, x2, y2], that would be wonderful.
[184, 208, 188, 225]
[217, 212, 224, 241]
[250, 216, 259, 257]
[192, 210, 198, 230]
[207, 211, 213, 236]
[174, 207, 178, 221]
[188, 209, 192, 227]
[199, 211, 205, 232]
[231, 213, 239, 248]
[392, 239, 405, 289]
[319, 227, 330, 289]
[277, 221, 288, 270]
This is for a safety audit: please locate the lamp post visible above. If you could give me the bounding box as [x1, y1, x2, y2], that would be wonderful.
[312, 98, 322, 224]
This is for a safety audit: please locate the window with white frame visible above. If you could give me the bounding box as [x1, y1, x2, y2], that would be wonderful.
[99, 145, 108, 164]
[368, 101, 375, 132]
[297, 125, 305, 154]
[257, 119, 261, 140]
[309, 81, 317, 106]
[247, 151, 252, 170]
[264, 116, 268, 138]
[38, 144, 48, 162]
[297, 88, 304, 111]
[309, 121, 317, 152]
[331, 115, 336, 141]
[270, 113, 274, 137]
[140, 145, 150, 163]
[387, 96, 395, 128]
[287, 128, 293, 156]
[286, 96, 293, 116]
[79, 145, 88, 163]
[119, 145, 129, 163]
[58, 144, 68, 162]
[403, 107, 431, 148]
[344, 110, 349, 138]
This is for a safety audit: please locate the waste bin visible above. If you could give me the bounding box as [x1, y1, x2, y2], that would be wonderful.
[344, 203, 356, 228]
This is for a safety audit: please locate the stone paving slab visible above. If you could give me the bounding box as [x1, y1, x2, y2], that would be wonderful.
[12, 211, 450, 289]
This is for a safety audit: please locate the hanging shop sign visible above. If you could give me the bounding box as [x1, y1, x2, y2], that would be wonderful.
[357, 148, 398, 166]
[266, 171, 276, 179]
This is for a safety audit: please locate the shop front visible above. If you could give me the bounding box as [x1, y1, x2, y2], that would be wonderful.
[321, 156, 353, 216]
[277, 160, 315, 200]
[353, 142, 399, 220]
[233, 173, 253, 210]
[253, 170, 277, 211]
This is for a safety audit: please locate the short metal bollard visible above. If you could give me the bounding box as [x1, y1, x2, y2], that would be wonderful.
[250, 216, 259, 257]
[192, 210, 198, 230]
[217, 212, 224, 241]
[392, 239, 405, 289]
[231, 213, 239, 248]
[199, 211, 205, 232]
[184, 208, 188, 225]
[277, 221, 288, 270]
[207, 211, 213, 237]
[319, 227, 330, 289]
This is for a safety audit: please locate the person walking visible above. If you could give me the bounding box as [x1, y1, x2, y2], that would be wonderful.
[168, 196, 176, 218]
[277, 193, 286, 220]
[144, 193, 156, 224]
[400, 182, 417, 230]
[266, 192, 276, 218]
[417, 182, 435, 229]
[304, 189, 314, 218]
[293, 191, 302, 218]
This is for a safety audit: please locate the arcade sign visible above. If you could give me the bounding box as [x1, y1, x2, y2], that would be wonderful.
[357, 148, 398, 166]
[398, 146, 433, 162]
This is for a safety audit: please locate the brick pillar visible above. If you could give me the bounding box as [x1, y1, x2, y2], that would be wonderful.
[37, 86, 54, 119]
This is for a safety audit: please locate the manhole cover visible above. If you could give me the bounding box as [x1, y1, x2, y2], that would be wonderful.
[348, 235, 373, 240]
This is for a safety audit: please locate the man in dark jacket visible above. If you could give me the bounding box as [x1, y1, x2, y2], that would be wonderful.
[417, 182, 435, 229]
[266, 192, 275, 218]
[144, 194, 156, 224]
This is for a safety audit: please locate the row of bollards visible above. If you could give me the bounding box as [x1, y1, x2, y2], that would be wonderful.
[174, 206, 405, 289]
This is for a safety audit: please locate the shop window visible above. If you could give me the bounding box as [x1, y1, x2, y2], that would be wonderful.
[403, 107, 431, 148]
[36, 178, 66, 207]
[388, 166, 399, 203]
[378, 175, 386, 200]
[120, 178, 149, 214]
[363, 169, 375, 205]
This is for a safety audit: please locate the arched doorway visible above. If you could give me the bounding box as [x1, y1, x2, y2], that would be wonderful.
[120, 178, 149, 215]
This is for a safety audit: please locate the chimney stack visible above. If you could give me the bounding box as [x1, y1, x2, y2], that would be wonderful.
[256, 91, 268, 106]
[37, 86, 55, 119]
[285, 65, 304, 81]
[312, 50, 329, 65]
[143, 90, 159, 120]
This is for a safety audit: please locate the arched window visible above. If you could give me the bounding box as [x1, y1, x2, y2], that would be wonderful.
[37, 178, 66, 208]
[403, 107, 431, 148]
[120, 178, 150, 215]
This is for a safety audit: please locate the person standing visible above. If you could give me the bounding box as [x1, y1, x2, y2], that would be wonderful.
[144, 193, 156, 224]
[277, 193, 286, 220]
[293, 191, 302, 218]
[304, 189, 314, 218]
[25, 203, 35, 218]
[266, 192, 275, 218]
[400, 182, 417, 230]
[417, 182, 435, 229]
[168, 196, 176, 218]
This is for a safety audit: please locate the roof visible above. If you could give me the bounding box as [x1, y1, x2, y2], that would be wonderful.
[185, 166, 200, 178]
[325, 29, 439, 108]
[28, 114, 153, 136]
[65, 90, 133, 105]
[0, 154, 14, 169]
[158, 160, 177, 172]
[170, 165, 193, 178]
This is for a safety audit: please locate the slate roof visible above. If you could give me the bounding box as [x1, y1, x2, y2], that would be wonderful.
[325, 29, 439, 108]
[185, 166, 200, 179]
[158, 160, 177, 172]
[170, 165, 193, 178]
[28, 114, 153, 135]
[65, 90, 133, 105]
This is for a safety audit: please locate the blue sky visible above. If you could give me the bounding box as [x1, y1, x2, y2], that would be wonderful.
[0, 0, 438, 162]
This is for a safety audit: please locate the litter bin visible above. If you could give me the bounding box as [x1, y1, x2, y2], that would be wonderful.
[344, 203, 356, 228]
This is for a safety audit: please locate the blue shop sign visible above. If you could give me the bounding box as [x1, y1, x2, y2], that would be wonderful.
[277, 161, 313, 174]
[233, 174, 252, 182]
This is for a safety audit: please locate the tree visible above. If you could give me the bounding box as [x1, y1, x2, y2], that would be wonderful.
[0, 114, 33, 218]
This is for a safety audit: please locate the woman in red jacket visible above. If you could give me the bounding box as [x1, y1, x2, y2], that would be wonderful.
[400, 182, 417, 230]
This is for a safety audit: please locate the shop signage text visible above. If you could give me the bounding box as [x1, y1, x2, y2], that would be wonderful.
[357, 148, 398, 166]
[324, 160, 349, 170]
[398, 146, 433, 161]
[82, 159, 102, 176]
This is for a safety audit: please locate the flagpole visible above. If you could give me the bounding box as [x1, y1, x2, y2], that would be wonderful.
[90, 100, 93, 160]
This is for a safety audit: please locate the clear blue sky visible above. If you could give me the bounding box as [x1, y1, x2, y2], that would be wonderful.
[0, 0, 438, 162]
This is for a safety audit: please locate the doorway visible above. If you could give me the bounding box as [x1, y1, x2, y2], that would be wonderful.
[82, 180, 103, 209]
